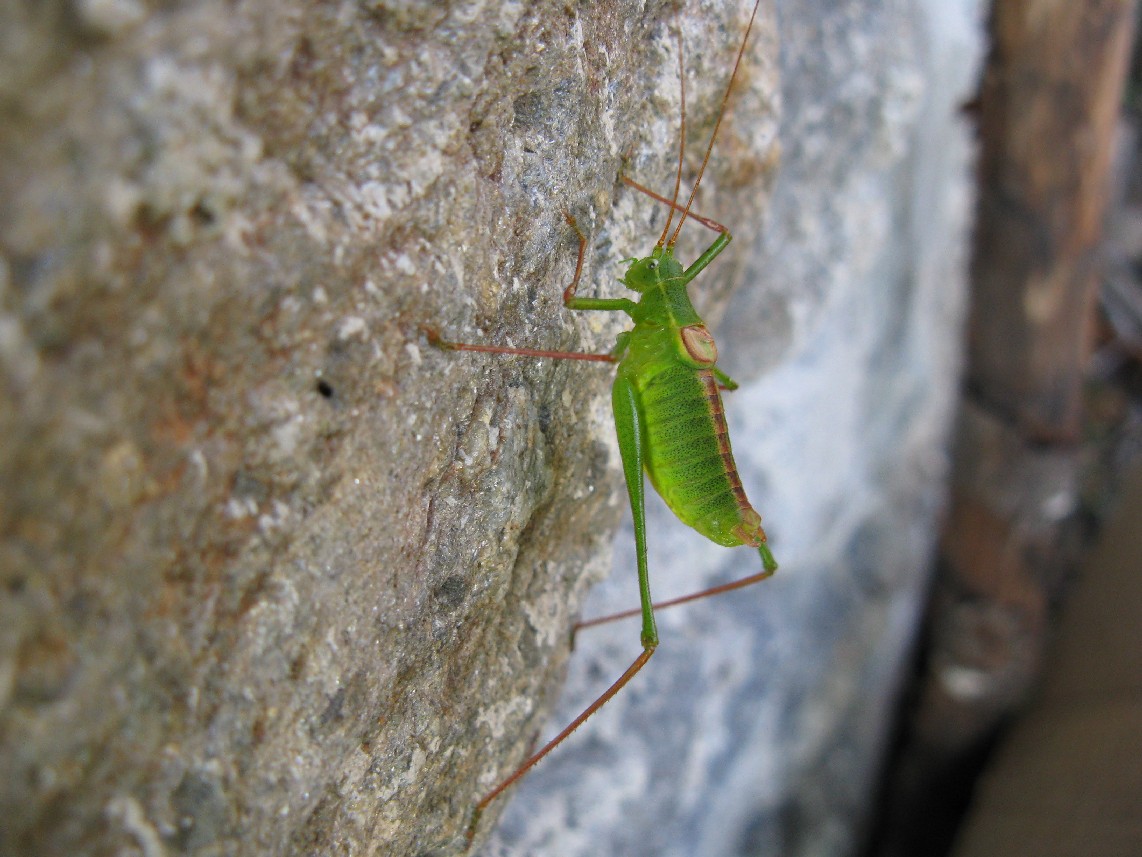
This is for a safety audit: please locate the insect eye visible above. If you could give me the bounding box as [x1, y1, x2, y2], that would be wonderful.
[647, 260, 658, 270]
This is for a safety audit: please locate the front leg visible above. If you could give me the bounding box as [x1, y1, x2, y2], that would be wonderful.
[713, 365, 739, 391]
[562, 213, 637, 314]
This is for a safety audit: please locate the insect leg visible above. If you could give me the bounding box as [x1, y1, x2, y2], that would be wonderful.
[424, 214, 635, 359]
[681, 229, 733, 283]
[713, 365, 739, 391]
[465, 649, 654, 844]
[465, 373, 659, 845]
[560, 215, 640, 313]
[612, 372, 659, 649]
[421, 326, 617, 363]
[622, 175, 737, 284]
[573, 562, 776, 635]
[562, 211, 589, 303]
[622, 176, 728, 235]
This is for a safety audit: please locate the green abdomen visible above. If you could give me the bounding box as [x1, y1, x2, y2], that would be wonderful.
[637, 364, 757, 547]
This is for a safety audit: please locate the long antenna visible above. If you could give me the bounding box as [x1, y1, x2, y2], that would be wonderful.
[656, 28, 686, 250]
[668, 0, 762, 249]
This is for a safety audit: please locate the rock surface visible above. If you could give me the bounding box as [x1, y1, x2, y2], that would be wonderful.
[0, 1, 981, 856]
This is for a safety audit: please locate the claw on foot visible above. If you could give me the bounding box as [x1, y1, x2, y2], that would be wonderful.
[561, 211, 588, 305]
[420, 325, 454, 351]
[464, 805, 483, 849]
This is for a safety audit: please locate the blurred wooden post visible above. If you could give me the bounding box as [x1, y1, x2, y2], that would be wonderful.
[971, 0, 1134, 440]
[877, 1, 1137, 854]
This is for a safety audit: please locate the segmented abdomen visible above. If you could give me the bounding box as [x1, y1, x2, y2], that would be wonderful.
[637, 364, 761, 547]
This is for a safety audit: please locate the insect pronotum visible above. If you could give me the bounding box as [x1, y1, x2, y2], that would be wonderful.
[424, 0, 773, 844]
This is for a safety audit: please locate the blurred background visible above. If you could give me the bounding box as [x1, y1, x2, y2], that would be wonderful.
[873, 1, 1142, 854]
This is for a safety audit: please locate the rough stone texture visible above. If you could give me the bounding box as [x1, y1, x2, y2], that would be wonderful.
[489, 1, 985, 856]
[0, 1, 778, 856]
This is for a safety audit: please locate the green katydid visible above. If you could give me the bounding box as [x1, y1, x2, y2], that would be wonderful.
[424, 0, 774, 843]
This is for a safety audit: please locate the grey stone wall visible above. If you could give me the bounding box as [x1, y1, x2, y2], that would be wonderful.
[0, 1, 981, 856]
